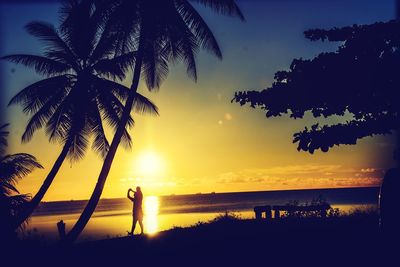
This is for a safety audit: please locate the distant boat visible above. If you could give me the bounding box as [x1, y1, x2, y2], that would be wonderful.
[211, 192, 216, 194]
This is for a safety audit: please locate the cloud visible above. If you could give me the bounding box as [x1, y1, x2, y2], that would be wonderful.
[257, 164, 343, 175]
[361, 168, 375, 173]
[198, 164, 384, 189]
[134, 165, 384, 195]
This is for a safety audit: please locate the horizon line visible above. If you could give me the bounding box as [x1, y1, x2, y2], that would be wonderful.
[41, 185, 380, 203]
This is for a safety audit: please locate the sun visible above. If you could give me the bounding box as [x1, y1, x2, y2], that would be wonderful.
[136, 150, 164, 177]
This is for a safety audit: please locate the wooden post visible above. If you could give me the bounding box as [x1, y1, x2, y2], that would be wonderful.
[321, 209, 327, 218]
[274, 209, 280, 219]
[254, 207, 262, 220]
[265, 206, 272, 220]
[57, 220, 66, 240]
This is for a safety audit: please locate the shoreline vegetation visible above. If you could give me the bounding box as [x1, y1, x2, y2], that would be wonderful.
[10, 207, 389, 266]
[17, 187, 380, 250]
[21, 196, 380, 242]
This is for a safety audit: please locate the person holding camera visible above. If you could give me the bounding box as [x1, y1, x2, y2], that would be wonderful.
[127, 186, 144, 236]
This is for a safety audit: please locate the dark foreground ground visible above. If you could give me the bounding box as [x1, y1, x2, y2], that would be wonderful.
[5, 215, 400, 266]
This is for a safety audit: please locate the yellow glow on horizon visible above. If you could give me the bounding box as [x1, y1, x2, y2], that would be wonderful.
[144, 196, 159, 235]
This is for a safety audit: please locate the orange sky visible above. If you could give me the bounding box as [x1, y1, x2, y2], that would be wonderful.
[1, 1, 396, 201]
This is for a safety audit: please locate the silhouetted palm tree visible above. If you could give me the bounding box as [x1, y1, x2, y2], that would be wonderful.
[0, 124, 43, 240]
[1, 3, 158, 230]
[65, 0, 244, 242]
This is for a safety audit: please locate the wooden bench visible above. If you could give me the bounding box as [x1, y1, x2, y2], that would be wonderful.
[254, 205, 272, 220]
[254, 204, 330, 220]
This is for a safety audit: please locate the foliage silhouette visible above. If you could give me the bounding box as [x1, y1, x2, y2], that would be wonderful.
[64, 0, 244, 243]
[234, 20, 400, 154]
[0, 124, 43, 241]
[282, 196, 338, 218]
[1, 2, 158, 230]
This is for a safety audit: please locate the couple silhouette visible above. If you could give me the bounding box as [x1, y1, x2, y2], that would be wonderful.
[127, 186, 144, 236]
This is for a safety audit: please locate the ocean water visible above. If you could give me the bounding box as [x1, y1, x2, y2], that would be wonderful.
[23, 187, 379, 242]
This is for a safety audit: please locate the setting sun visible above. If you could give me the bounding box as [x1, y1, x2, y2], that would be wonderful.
[136, 151, 165, 178]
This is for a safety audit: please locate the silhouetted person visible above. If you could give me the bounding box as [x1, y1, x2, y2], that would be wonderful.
[127, 186, 144, 235]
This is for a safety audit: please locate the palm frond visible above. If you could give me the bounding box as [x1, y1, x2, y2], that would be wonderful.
[96, 90, 134, 149]
[97, 90, 135, 129]
[177, 0, 222, 60]
[46, 95, 73, 143]
[105, 0, 140, 55]
[43, 49, 75, 66]
[120, 128, 133, 149]
[188, 0, 245, 21]
[157, 3, 201, 80]
[8, 194, 31, 212]
[93, 76, 159, 116]
[8, 75, 72, 114]
[60, 0, 95, 33]
[173, 25, 200, 80]
[142, 42, 170, 90]
[0, 124, 9, 155]
[25, 21, 78, 67]
[0, 153, 43, 195]
[59, 0, 100, 60]
[67, 124, 90, 162]
[0, 181, 19, 196]
[90, 31, 119, 64]
[88, 99, 110, 158]
[1, 193, 31, 227]
[132, 93, 159, 116]
[8, 194, 31, 206]
[93, 51, 136, 80]
[21, 91, 67, 143]
[1, 54, 71, 76]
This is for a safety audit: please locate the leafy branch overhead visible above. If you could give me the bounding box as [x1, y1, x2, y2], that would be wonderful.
[234, 20, 400, 154]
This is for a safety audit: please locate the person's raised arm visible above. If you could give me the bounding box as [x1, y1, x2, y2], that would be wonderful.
[127, 189, 134, 201]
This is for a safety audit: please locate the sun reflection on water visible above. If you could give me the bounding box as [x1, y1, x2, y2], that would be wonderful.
[144, 196, 159, 235]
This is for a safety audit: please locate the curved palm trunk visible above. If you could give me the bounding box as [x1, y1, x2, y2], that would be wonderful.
[64, 55, 143, 243]
[13, 140, 72, 229]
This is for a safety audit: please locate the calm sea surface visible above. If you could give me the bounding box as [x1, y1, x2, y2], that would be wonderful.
[24, 187, 379, 242]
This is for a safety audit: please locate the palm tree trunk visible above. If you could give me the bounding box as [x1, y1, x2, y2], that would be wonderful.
[64, 54, 143, 243]
[13, 139, 72, 229]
